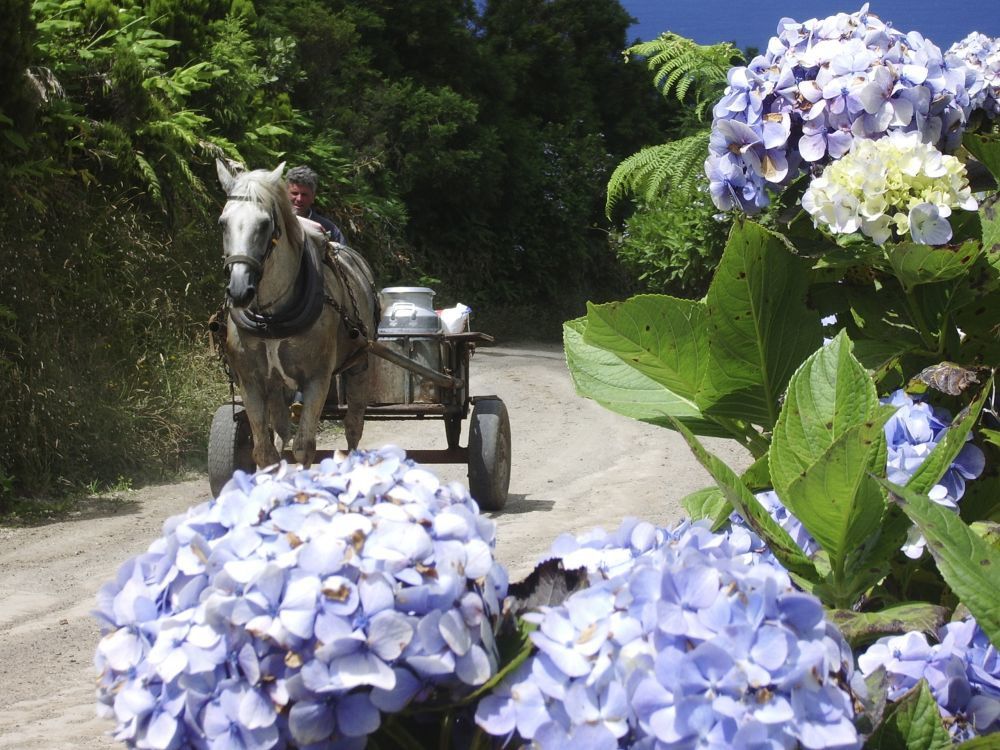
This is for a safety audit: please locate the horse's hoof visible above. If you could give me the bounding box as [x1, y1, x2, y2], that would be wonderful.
[254, 449, 281, 468]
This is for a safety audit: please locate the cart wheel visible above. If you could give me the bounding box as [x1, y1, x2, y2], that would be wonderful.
[445, 415, 462, 449]
[468, 398, 511, 511]
[208, 404, 255, 496]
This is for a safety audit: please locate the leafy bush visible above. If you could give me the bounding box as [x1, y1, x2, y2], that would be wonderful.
[612, 191, 729, 297]
[564, 6, 1000, 746]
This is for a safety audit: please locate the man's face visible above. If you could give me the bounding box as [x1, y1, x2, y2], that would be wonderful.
[288, 182, 315, 216]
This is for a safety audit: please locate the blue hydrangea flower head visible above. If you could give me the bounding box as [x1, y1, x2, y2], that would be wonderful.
[94, 446, 509, 748]
[858, 617, 1000, 739]
[949, 33, 1000, 119]
[881, 390, 986, 558]
[476, 519, 860, 749]
[706, 4, 977, 213]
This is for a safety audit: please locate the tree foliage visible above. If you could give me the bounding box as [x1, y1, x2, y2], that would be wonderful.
[0, 0, 679, 502]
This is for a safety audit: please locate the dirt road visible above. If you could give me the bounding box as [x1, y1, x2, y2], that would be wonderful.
[0, 341, 749, 748]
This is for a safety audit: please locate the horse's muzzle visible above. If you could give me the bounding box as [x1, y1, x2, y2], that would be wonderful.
[226, 265, 258, 308]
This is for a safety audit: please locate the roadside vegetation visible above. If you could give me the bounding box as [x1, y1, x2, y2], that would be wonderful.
[0, 0, 706, 507]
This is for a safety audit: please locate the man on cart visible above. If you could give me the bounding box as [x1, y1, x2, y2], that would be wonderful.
[285, 165, 346, 244]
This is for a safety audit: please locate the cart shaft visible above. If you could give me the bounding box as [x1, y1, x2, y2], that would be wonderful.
[367, 339, 464, 389]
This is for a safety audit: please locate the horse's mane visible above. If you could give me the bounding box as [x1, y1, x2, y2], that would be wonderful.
[227, 167, 305, 248]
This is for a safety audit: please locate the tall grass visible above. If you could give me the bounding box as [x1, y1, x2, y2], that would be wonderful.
[0, 180, 229, 512]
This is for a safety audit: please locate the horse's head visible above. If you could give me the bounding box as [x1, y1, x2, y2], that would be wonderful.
[216, 159, 289, 308]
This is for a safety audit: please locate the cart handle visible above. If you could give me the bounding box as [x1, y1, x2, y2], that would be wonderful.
[366, 339, 464, 390]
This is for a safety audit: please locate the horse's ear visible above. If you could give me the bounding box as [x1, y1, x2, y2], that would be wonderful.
[216, 158, 237, 193]
[270, 161, 287, 184]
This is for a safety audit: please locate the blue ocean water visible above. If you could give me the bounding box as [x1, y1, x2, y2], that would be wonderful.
[620, 1, 1000, 51]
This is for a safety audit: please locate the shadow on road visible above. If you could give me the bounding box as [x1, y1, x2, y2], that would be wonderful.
[486, 493, 554, 516]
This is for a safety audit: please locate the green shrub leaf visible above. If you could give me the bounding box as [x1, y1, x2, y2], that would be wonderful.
[885, 240, 983, 292]
[668, 416, 819, 585]
[826, 603, 947, 649]
[698, 220, 822, 429]
[563, 318, 729, 436]
[880, 478, 1000, 646]
[867, 679, 952, 750]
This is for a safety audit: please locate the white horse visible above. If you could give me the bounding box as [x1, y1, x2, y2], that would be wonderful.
[216, 159, 377, 467]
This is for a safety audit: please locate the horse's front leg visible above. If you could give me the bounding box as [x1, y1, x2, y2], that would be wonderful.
[265, 388, 292, 457]
[243, 388, 281, 468]
[294, 374, 333, 466]
[341, 357, 370, 451]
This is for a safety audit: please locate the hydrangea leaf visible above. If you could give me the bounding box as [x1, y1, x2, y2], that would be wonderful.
[667, 416, 819, 585]
[505, 559, 589, 616]
[770, 331, 884, 489]
[769, 332, 895, 581]
[740, 453, 771, 491]
[466, 617, 536, 704]
[905, 377, 991, 496]
[880, 477, 1000, 647]
[851, 339, 915, 379]
[884, 239, 983, 293]
[949, 208, 984, 246]
[845, 386, 993, 598]
[953, 734, 1000, 748]
[844, 282, 925, 350]
[583, 295, 708, 403]
[698, 220, 822, 429]
[970, 521, 1000, 550]
[563, 317, 730, 438]
[681, 487, 730, 530]
[783, 420, 889, 593]
[964, 132, 1000, 185]
[866, 679, 952, 750]
[859, 667, 891, 736]
[954, 268, 1000, 337]
[981, 196, 1000, 258]
[827, 603, 947, 649]
[959, 471, 1000, 525]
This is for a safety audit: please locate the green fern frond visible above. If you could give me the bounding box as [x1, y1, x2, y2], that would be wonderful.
[134, 152, 163, 205]
[606, 130, 710, 215]
[626, 33, 742, 118]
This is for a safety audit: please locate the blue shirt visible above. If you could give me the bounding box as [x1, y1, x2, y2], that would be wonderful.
[306, 209, 346, 244]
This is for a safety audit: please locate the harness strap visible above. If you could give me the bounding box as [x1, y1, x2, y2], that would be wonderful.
[322, 242, 379, 341]
[224, 253, 263, 273]
[228, 238, 326, 337]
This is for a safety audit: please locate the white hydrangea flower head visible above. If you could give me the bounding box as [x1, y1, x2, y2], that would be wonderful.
[800, 131, 978, 245]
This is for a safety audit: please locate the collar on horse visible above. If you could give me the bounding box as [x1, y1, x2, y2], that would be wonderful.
[228, 235, 327, 338]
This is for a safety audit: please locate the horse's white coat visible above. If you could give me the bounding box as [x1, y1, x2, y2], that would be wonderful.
[265, 339, 297, 390]
[216, 159, 377, 467]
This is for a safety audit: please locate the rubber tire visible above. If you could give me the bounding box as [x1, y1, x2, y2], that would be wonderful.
[468, 398, 511, 511]
[208, 404, 255, 496]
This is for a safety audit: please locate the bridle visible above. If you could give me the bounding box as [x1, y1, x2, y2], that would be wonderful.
[221, 194, 283, 275]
